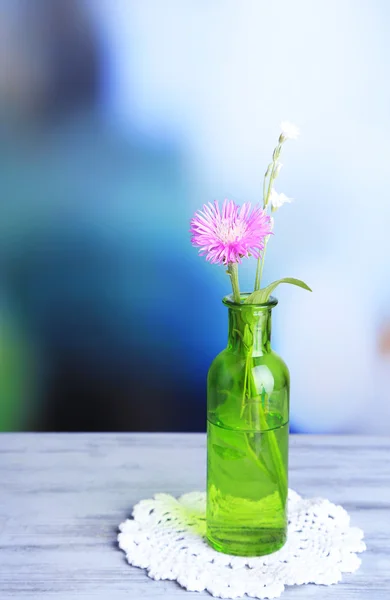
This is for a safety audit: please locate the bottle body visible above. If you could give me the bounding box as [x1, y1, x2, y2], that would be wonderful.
[206, 295, 289, 556]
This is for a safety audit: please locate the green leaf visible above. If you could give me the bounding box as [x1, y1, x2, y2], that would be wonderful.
[243, 324, 253, 348]
[233, 324, 254, 350]
[245, 278, 312, 304]
[212, 444, 246, 461]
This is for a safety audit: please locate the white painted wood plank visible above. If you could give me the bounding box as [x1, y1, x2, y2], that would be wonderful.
[0, 434, 388, 598]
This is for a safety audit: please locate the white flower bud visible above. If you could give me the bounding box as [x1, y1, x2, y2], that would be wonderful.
[269, 188, 293, 211]
[280, 121, 300, 141]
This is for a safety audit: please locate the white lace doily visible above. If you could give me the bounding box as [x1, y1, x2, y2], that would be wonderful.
[118, 490, 365, 599]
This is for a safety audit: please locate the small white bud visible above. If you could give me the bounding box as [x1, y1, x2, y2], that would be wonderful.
[280, 121, 300, 141]
[269, 187, 293, 211]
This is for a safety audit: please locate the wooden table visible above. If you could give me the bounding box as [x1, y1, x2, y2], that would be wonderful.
[0, 434, 388, 599]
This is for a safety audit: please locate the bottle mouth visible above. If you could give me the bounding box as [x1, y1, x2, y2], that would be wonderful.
[223, 293, 278, 309]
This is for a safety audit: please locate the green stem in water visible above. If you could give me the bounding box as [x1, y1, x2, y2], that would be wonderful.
[240, 354, 250, 418]
[236, 311, 286, 504]
[241, 350, 276, 482]
[246, 362, 287, 507]
[227, 262, 241, 303]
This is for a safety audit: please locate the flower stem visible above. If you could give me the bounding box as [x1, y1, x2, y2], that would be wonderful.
[254, 256, 262, 292]
[254, 236, 270, 291]
[254, 141, 284, 292]
[227, 263, 241, 304]
[246, 360, 287, 507]
[264, 150, 278, 207]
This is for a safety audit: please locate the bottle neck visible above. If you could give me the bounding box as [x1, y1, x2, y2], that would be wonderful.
[227, 306, 273, 355]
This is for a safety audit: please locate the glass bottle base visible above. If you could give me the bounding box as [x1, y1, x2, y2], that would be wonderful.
[207, 527, 286, 557]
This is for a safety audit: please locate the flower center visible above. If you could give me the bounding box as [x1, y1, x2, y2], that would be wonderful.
[216, 220, 247, 244]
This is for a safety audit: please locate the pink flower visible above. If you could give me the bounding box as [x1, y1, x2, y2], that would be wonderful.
[190, 199, 272, 265]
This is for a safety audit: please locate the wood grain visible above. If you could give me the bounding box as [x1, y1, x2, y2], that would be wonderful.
[0, 434, 389, 599]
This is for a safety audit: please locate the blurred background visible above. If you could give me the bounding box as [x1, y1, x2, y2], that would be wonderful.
[0, 0, 389, 433]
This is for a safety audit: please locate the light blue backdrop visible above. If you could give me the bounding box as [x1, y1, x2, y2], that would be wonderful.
[90, 0, 390, 432]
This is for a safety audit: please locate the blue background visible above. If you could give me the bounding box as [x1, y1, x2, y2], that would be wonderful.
[0, 0, 389, 433]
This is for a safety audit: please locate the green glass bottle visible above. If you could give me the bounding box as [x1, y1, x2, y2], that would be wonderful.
[206, 294, 289, 556]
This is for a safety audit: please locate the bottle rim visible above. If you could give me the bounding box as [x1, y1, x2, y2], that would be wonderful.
[222, 294, 278, 309]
